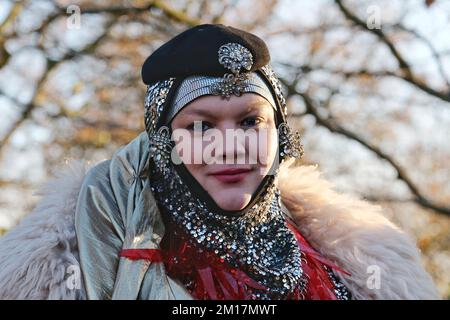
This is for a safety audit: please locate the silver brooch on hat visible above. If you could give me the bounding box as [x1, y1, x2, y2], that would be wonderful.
[210, 42, 253, 98]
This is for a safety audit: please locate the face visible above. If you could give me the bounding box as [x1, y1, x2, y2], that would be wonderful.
[170, 93, 278, 212]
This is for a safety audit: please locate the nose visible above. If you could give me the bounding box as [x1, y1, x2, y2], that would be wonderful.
[222, 130, 247, 165]
[210, 122, 248, 165]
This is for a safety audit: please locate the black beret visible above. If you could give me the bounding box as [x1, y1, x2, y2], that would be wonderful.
[141, 24, 271, 85]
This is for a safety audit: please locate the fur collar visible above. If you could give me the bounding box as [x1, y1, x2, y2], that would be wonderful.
[0, 159, 439, 299]
[278, 159, 439, 299]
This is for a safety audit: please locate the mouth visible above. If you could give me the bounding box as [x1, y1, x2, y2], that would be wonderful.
[209, 167, 253, 184]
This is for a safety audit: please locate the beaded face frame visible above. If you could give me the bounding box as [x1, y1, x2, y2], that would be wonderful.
[143, 44, 309, 299]
[144, 65, 304, 166]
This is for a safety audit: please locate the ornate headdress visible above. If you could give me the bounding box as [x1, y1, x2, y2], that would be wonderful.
[141, 24, 309, 299]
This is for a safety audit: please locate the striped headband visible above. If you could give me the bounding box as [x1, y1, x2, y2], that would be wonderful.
[165, 71, 277, 123]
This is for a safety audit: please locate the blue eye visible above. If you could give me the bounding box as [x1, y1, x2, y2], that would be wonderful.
[241, 116, 262, 128]
[186, 122, 212, 132]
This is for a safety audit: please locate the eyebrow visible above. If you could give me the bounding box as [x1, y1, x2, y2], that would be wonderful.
[181, 108, 218, 119]
[180, 100, 270, 119]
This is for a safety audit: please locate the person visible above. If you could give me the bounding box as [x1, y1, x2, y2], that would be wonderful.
[0, 24, 439, 300]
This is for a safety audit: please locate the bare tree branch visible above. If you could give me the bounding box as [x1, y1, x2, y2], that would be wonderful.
[392, 23, 450, 88]
[0, 2, 23, 68]
[36, 1, 200, 34]
[0, 16, 118, 159]
[0, 2, 201, 159]
[281, 77, 450, 216]
[334, 0, 450, 104]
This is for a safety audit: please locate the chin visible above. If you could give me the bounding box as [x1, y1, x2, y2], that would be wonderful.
[213, 193, 251, 212]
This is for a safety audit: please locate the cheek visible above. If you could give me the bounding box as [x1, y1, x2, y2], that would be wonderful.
[250, 127, 278, 169]
[173, 131, 205, 164]
[183, 162, 203, 177]
[175, 139, 209, 182]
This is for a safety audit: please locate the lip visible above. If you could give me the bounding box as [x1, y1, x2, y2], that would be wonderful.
[209, 168, 253, 183]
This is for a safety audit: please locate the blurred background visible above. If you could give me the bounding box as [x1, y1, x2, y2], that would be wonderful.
[0, 0, 449, 298]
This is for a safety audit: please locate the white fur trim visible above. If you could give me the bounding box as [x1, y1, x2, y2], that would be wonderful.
[0, 159, 440, 299]
[0, 160, 88, 299]
[278, 159, 440, 299]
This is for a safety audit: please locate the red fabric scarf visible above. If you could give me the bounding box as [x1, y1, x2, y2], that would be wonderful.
[120, 219, 350, 300]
